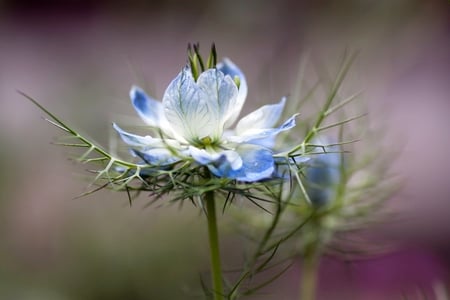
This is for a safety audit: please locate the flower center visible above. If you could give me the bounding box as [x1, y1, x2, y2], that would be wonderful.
[201, 136, 213, 145]
[192, 135, 221, 150]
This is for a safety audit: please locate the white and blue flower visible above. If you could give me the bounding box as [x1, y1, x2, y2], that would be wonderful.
[114, 59, 297, 182]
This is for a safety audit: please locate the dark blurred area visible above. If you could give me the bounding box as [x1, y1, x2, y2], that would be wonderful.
[1, 0, 450, 299]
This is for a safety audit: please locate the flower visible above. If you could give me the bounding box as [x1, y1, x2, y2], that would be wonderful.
[305, 138, 342, 206]
[113, 58, 297, 182]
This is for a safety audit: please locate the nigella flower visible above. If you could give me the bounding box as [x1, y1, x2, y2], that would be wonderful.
[113, 56, 297, 182]
[305, 138, 342, 206]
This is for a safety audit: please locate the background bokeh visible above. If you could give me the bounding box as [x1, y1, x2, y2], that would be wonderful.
[1, 0, 450, 299]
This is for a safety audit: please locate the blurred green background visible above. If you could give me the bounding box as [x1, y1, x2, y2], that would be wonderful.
[1, 0, 450, 299]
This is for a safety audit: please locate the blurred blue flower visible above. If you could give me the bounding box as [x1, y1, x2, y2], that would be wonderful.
[305, 138, 342, 206]
[114, 59, 297, 182]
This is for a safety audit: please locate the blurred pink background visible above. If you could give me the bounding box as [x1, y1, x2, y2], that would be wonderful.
[1, 0, 450, 299]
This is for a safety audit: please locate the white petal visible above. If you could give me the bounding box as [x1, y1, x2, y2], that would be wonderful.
[162, 68, 216, 142]
[113, 123, 155, 146]
[217, 58, 248, 127]
[236, 97, 286, 135]
[113, 123, 180, 148]
[227, 114, 298, 144]
[196, 69, 239, 136]
[189, 146, 219, 164]
[131, 148, 180, 165]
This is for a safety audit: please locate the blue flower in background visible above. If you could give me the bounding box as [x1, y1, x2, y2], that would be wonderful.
[114, 59, 297, 182]
[305, 138, 342, 207]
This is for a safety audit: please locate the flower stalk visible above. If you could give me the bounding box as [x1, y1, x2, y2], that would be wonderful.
[205, 190, 224, 300]
[300, 248, 320, 300]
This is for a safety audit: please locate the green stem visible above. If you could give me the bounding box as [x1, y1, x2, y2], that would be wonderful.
[205, 190, 224, 300]
[300, 250, 320, 300]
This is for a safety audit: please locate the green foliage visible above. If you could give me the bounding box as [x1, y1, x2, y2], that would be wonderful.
[222, 51, 399, 298]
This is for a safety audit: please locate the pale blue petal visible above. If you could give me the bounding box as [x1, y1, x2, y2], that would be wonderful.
[189, 146, 218, 165]
[197, 145, 274, 181]
[131, 148, 180, 165]
[230, 145, 275, 181]
[113, 123, 180, 148]
[196, 69, 239, 135]
[236, 97, 286, 135]
[189, 146, 242, 169]
[130, 86, 164, 127]
[207, 155, 241, 179]
[248, 136, 277, 149]
[113, 123, 155, 146]
[217, 58, 248, 127]
[227, 114, 298, 144]
[162, 67, 215, 142]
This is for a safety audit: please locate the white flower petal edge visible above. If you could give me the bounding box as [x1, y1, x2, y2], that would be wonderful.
[217, 58, 248, 128]
[162, 68, 215, 143]
[227, 114, 298, 144]
[189, 146, 243, 170]
[113, 123, 180, 148]
[131, 148, 182, 165]
[113, 123, 185, 165]
[236, 97, 286, 135]
[196, 69, 239, 138]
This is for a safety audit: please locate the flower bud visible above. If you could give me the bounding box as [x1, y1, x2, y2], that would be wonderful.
[305, 138, 342, 207]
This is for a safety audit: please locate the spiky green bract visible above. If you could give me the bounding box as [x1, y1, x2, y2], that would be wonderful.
[288, 119, 399, 300]
[224, 51, 399, 298]
[281, 50, 400, 259]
